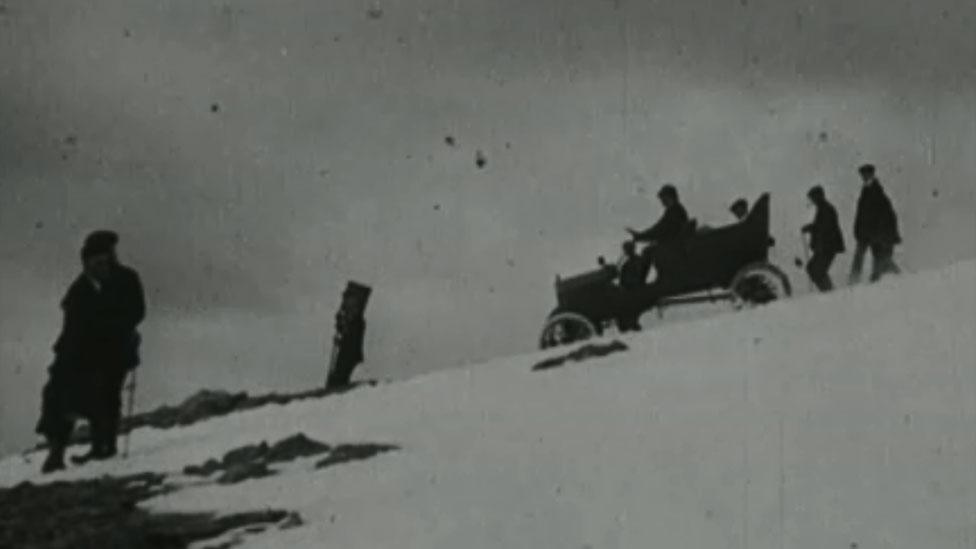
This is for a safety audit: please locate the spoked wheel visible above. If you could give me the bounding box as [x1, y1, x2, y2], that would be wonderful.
[538, 312, 598, 349]
[730, 262, 792, 308]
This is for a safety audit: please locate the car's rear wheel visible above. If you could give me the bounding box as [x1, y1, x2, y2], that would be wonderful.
[730, 262, 792, 307]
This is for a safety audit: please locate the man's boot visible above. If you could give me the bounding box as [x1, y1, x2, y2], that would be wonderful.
[41, 443, 66, 474]
[101, 415, 120, 458]
[71, 418, 114, 464]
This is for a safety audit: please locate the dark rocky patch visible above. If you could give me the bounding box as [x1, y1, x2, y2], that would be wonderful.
[532, 340, 630, 372]
[183, 458, 221, 477]
[38, 381, 383, 451]
[183, 435, 396, 483]
[185, 433, 335, 484]
[0, 473, 298, 548]
[222, 442, 270, 468]
[265, 433, 332, 463]
[315, 443, 400, 470]
[217, 461, 273, 485]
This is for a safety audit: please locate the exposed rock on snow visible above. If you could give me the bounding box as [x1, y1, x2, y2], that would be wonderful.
[46, 382, 382, 450]
[314, 443, 400, 470]
[266, 433, 332, 463]
[0, 472, 299, 548]
[184, 433, 378, 484]
[183, 458, 222, 478]
[532, 340, 629, 371]
[217, 461, 273, 485]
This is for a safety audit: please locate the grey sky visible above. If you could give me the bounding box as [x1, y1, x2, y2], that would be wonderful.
[2, 0, 974, 454]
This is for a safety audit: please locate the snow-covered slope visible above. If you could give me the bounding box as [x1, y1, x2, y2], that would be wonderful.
[3, 261, 975, 548]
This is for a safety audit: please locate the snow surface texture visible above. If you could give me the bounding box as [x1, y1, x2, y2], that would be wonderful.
[2, 261, 975, 548]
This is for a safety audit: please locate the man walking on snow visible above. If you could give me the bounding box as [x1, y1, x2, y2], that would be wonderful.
[36, 230, 146, 473]
[849, 164, 902, 283]
[802, 186, 845, 292]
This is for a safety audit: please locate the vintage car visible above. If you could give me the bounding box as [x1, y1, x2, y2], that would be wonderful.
[539, 193, 792, 348]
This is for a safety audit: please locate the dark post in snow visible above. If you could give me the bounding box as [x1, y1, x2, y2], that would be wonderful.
[326, 281, 372, 391]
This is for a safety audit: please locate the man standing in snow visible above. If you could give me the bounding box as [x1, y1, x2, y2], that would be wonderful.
[326, 282, 371, 391]
[36, 230, 146, 473]
[801, 186, 845, 292]
[849, 164, 902, 283]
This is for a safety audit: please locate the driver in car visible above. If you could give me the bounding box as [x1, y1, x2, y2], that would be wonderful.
[625, 184, 690, 280]
[627, 184, 689, 245]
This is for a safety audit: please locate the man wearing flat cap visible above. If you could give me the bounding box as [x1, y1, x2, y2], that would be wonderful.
[627, 184, 690, 246]
[35, 230, 146, 472]
[850, 164, 902, 284]
[802, 185, 845, 292]
[326, 281, 370, 391]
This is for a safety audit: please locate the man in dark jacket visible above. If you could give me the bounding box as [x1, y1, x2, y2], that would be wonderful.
[849, 164, 902, 283]
[627, 184, 690, 245]
[326, 282, 370, 390]
[36, 230, 146, 472]
[801, 186, 845, 292]
[626, 184, 691, 279]
[618, 184, 693, 313]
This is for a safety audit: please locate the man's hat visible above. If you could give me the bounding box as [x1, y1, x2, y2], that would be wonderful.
[343, 281, 372, 301]
[657, 184, 678, 199]
[729, 198, 748, 213]
[858, 163, 876, 177]
[81, 230, 119, 260]
[807, 185, 825, 200]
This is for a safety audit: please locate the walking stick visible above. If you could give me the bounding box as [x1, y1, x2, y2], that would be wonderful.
[122, 369, 137, 459]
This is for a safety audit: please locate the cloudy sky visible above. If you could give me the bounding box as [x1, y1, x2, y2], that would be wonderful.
[1, 0, 974, 454]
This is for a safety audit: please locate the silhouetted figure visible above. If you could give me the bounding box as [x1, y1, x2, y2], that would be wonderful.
[326, 282, 371, 390]
[627, 184, 690, 245]
[621, 184, 693, 312]
[729, 198, 749, 222]
[35, 231, 145, 473]
[627, 184, 690, 276]
[802, 186, 845, 292]
[850, 164, 902, 283]
[615, 241, 644, 332]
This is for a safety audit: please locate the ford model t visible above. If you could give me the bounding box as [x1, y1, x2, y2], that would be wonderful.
[539, 193, 792, 349]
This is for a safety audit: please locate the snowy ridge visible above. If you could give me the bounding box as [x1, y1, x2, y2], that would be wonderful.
[2, 260, 975, 548]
